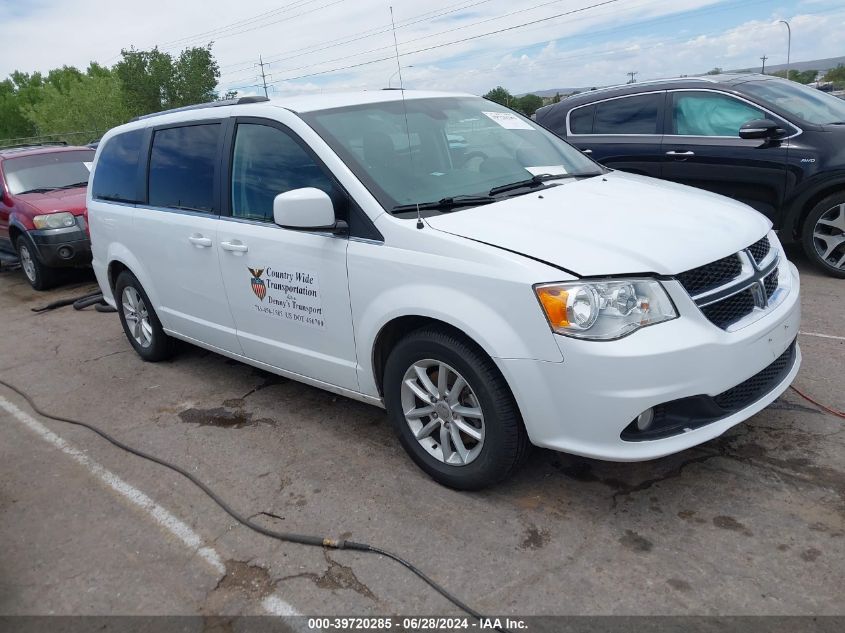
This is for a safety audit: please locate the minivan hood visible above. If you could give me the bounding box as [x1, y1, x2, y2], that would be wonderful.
[425, 171, 771, 277]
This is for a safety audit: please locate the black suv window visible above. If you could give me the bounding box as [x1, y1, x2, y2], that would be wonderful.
[594, 94, 661, 135]
[569, 105, 595, 134]
[148, 124, 220, 213]
[671, 91, 765, 136]
[230, 122, 336, 222]
[92, 129, 143, 203]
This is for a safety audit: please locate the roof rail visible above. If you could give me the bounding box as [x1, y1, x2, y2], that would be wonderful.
[131, 95, 270, 122]
[564, 76, 720, 100]
[0, 141, 69, 150]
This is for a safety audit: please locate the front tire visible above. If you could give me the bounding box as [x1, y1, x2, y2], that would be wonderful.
[383, 326, 529, 490]
[802, 193, 845, 278]
[16, 236, 58, 290]
[115, 271, 175, 362]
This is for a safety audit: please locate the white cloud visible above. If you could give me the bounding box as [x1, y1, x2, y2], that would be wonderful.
[1, 0, 843, 97]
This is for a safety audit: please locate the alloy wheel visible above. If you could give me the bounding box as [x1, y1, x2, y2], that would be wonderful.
[400, 359, 485, 466]
[813, 203, 845, 270]
[19, 244, 36, 283]
[122, 286, 153, 348]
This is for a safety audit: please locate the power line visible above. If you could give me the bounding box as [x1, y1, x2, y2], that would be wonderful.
[224, 0, 622, 87]
[627, 70, 638, 83]
[760, 54, 768, 73]
[158, 0, 347, 52]
[218, 0, 497, 79]
[159, 0, 318, 49]
[258, 0, 623, 87]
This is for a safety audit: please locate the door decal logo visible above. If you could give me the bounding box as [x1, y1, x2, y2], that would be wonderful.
[248, 267, 267, 301]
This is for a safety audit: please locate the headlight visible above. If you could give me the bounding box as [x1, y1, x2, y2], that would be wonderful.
[535, 279, 677, 340]
[32, 212, 76, 230]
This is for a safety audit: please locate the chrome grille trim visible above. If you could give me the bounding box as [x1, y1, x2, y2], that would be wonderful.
[677, 235, 790, 331]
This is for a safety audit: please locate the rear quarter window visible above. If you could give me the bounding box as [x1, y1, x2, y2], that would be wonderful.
[593, 94, 661, 135]
[92, 129, 144, 203]
[569, 105, 595, 134]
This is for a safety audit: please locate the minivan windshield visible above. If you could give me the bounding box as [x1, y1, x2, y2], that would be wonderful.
[301, 97, 603, 214]
[4, 150, 94, 195]
[741, 78, 845, 126]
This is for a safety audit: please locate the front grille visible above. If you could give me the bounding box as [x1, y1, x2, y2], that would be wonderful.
[677, 235, 780, 331]
[747, 236, 771, 265]
[764, 268, 779, 300]
[700, 289, 755, 329]
[677, 254, 742, 296]
[714, 340, 796, 410]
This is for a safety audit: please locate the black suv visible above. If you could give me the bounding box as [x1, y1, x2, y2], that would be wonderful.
[535, 74, 845, 277]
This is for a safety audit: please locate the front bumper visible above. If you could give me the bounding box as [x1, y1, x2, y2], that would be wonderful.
[497, 260, 801, 461]
[28, 217, 91, 268]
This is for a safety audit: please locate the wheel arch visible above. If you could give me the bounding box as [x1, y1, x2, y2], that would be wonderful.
[371, 315, 485, 397]
[785, 177, 845, 242]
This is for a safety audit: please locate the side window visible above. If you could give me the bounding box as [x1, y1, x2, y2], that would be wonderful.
[148, 124, 220, 212]
[92, 129, 144, 203]
[230, 123, 336, 222]
[594, 94, 661, 135]
[671, 92, 765, 136]
[569, 105, 594, 134]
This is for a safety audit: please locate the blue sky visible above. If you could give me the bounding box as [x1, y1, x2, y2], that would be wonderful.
[2, 0, 844, 95]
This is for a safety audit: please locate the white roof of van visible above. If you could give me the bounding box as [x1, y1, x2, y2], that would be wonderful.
[266, 89, 476, 112]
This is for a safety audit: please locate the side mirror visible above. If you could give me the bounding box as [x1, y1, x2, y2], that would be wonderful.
[739, 119, 783, 140]
[273, 188, 338, 231]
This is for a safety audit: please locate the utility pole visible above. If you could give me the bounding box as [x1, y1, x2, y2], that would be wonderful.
[256, 55, 270, 98]
[627, 71, 638, 84]
[760, 55, 768, 74]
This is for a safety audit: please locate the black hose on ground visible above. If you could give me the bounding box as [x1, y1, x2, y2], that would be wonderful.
[31, 291, 116, 313]
[0, 378, 502, 630]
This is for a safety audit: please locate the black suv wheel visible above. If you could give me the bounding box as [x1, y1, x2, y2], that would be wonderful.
[802, 193, 845, 279]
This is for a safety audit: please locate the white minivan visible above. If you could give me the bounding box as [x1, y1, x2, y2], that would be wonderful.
[88, 91, 801, 489]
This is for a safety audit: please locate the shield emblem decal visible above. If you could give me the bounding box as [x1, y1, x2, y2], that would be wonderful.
[248, 267, 266, 301]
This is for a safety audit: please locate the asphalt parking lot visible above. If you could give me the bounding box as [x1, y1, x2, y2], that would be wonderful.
[0, 244, 842, 621]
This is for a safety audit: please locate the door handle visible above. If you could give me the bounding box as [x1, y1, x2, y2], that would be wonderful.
[665, 150, 695, 158]
[582, 148, 593, 154]
[188, 234, 212, 248]
[220, 240, 248, 253]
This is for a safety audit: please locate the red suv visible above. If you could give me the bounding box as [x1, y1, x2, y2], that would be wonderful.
[0, 143, 95, 289]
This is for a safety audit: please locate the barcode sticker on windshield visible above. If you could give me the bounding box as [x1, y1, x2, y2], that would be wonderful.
[482, 111, 534, 130]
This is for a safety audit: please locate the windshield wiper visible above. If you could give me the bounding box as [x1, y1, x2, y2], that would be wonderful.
[55, 181, 89, 190]
[488, 172, 596, 196]
[17, 187, 56, 194]
[392, 195, 497, 213]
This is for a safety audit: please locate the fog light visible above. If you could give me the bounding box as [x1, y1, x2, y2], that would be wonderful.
[57, 246, 73, 259]
[636, 408, 654, 431]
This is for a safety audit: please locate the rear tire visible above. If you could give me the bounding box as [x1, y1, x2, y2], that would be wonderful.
[16, 236, 58, 291]
[115, 271, 175, 362]
[801, 193, 845, 278]
[383, 326, 529, 490]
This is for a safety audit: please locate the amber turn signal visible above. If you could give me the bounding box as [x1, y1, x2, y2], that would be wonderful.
[536, 287, 570, 328]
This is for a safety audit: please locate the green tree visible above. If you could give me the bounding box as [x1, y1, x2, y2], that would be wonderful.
[483, 86, 514, 108]
[114, 46, 176, 117]
[771, 69, 817, 84]
[171, 44, 221, 106]
[115, 43, 221, 117]
[706, 67, 723, 75]
[24, 71, 129, 143]
[552, 92, 562, 104]
[515, 93, 543, 117]
[0, 72, 44, 143]
[823, 64, 845, 88]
